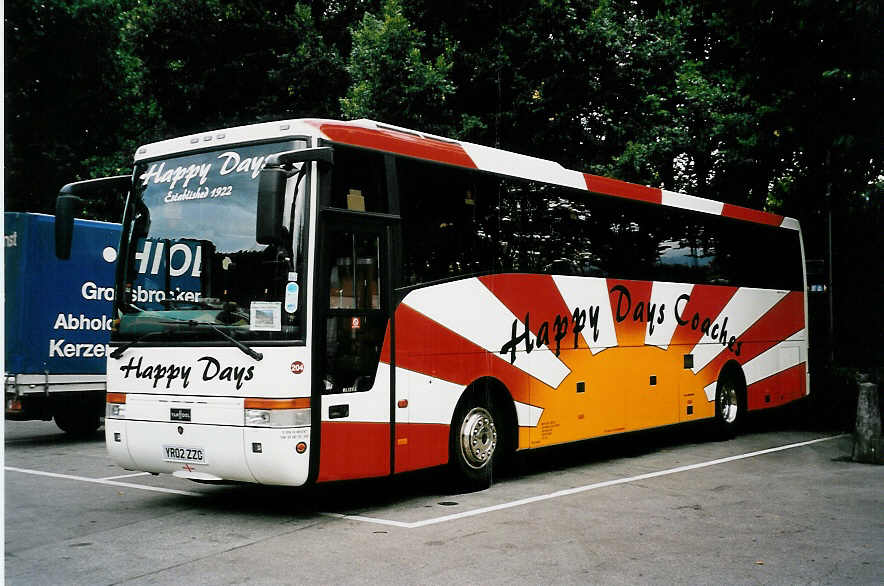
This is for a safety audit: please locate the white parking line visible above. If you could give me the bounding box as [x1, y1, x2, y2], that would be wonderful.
[4, 466, 202, 497]
[322, 512, 414, 528]
[101, 472, 152, 481]
[5, 435, 846, 527]
[325, 434, 846, 529]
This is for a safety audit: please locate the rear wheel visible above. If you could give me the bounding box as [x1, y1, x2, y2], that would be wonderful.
[713, 372, 744, 438]
[450, 397, 500, 491]
[55, 409, 101, 437]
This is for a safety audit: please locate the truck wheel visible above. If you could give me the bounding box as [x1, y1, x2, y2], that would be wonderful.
[449, 396, 500, 491]
[713, 372, 744, 439]
[55, 410, 101, 437]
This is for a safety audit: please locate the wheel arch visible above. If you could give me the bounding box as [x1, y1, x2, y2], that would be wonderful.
[717, 359, 748, 401]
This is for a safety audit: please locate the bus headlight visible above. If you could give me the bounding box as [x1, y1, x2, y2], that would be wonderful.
[244, 398, 310, 428]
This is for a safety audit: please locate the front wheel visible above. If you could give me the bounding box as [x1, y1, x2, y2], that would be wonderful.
[450, 399, 500, 491]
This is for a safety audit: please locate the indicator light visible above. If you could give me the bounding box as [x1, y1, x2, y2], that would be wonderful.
[244, 398, 311, 427]
[106, 393, 127, 418]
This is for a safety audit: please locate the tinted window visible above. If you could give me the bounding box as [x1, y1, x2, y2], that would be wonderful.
[396, 159, 803, 291]
[496, 178, 659, 279]
[397, 157, 498, 285]
[499, 178, 802, 290]
[707, 217, 803, 290]
[328, 146, 388, 213]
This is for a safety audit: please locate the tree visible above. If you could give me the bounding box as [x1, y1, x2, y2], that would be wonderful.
[410, 0, 694, 179]
[4, 0, 139, 217]
[123, 1, 347, 140]
[340, 0, 459, 136]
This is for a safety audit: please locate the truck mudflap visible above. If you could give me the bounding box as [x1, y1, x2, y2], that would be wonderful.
[106, 419, 311, 486]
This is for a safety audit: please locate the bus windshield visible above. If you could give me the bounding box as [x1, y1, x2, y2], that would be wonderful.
[114, 140, 308, 343]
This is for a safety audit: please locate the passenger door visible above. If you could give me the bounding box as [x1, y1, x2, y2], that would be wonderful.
[315, 215, 396, 481]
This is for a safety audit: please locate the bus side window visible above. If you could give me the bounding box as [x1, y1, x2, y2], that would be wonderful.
[654, 211, 717, 285]
[397, 157, 496, 285]
[328, 146, 388, 213]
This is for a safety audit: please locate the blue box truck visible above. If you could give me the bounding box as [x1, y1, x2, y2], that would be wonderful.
[4, 212, 121, 435]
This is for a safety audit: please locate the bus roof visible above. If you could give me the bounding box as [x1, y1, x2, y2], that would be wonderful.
[134, 118, 799, 231]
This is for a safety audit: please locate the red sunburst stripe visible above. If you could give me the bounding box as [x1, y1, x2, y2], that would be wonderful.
[584, 174, 663, 204]
[746, 363, 806, 410]
[478, 274, 582, 349]
[314, 121, 478, 169]
[379, 320, 393, 364]
[695, 290, 806, 380]
[667, 284, 739, 349]
[721, 203, 784, 226]
[390, 303, 533, 402]
[732, 291, 805, 365]
[606, 279, 655, 347]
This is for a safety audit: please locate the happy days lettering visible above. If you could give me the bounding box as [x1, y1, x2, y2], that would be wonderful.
[139, 151, 267, 190]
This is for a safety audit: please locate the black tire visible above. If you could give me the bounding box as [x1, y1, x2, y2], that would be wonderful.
[713, 372, 744, 438]
[449, 394, 501, 492]
[55, 409, 101, 437]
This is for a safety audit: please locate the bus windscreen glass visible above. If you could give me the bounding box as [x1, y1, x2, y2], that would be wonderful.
[115, 140, 308, 343]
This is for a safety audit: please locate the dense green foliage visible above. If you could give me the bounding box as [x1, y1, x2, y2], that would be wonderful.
[4, 0, 881, 365]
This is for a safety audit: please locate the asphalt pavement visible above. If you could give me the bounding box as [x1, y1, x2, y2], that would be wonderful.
[4, 414, 882, 585]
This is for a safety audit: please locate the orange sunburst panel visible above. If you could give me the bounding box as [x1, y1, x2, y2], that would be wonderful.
[525, 344, 687, 447]
[386, 275, 805, 452]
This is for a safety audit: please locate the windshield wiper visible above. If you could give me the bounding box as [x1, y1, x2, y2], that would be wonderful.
[183, 320, 263, 361]
[109, 330, 167, 360]
[109, 319, 262, 361]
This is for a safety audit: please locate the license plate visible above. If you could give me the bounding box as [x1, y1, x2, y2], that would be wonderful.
[162, 445, 206, 464]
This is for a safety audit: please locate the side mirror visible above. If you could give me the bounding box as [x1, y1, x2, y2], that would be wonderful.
[54, 175, 131, 259]
[256, 147, 334, 245]
[256, 168, 288, 245]
[55, 194, 82, 259]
